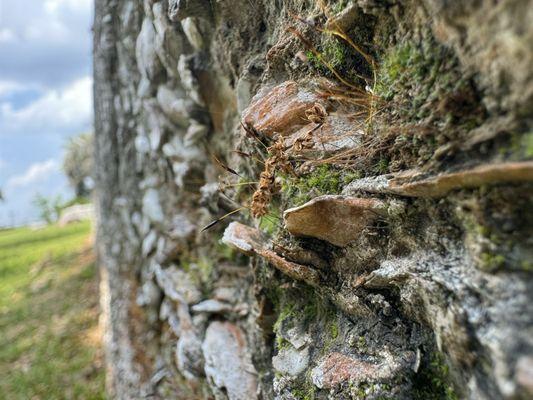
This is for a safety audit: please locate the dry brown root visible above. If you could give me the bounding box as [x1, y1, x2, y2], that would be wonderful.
[292, 103, 328, 154]
[305, 103, 328, 124]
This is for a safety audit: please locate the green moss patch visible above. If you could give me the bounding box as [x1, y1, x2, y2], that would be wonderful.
[281, 165, 361, 207]
[412, 352, 458, 400]
[375, 38, 484, 127]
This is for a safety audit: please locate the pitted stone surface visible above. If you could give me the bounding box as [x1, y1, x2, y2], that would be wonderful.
[272, 347, 310, 377]
[142, 189, 165, 224]
[202, 321, 258, 400]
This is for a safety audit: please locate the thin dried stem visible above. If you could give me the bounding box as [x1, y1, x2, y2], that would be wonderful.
[201, 207, 247, 232]
[287, 26, 362, 90]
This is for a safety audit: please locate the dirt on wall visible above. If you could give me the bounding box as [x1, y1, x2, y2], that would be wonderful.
[93, 1, 533, 399]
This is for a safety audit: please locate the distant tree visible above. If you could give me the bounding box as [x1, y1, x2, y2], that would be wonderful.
[0, 189, 3, 202]
[63, 133, 94, 198]
[33, 194, 63, 224]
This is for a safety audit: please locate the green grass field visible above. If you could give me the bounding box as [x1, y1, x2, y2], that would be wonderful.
[0, 221, 105, 399]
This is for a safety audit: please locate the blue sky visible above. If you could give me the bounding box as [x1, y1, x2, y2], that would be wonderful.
[0, 0, 93, 226]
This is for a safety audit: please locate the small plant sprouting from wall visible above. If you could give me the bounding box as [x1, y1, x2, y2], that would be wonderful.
[202, 3, 382, 232]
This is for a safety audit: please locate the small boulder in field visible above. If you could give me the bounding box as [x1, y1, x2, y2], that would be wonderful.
[58, 204, 94, 227]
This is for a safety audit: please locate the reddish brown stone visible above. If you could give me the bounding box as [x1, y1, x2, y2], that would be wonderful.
[311, 351, 415, 389]
[283, 195, 387, 247]
[241, 81, 324, 137]
[390, 161, 533, 197]
[222, 222, 320, 286]
[311, 353, 378, 389]
[258, 249, 320, 287]
[344, 162, 533, 198]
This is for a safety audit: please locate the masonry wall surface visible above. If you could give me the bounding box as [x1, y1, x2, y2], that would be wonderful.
[93, 1, 533, 399]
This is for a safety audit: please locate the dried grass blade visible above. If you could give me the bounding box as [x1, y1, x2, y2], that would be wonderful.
[213, 154, 241, 177]
[201, 207, 246, 232]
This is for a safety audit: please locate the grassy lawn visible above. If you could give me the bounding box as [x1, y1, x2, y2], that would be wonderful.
[0, 221, 105, 399]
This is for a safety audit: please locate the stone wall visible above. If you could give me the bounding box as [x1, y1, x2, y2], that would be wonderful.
[93, 1, 533, 399]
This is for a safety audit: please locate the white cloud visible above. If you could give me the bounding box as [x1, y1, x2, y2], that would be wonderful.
[0, 0, 93, 87]
[0, 1, 92, 226]
[0, 76, 93, 135]
[0, 80, 25, 97]
[0, 28, 15, 43]
[44, 0, 92, 14]
[2, 0, 92, 42]
[6, 159, 59, 189]
[0, 80, 43, 99]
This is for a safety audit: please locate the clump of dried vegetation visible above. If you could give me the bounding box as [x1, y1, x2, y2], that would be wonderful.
[246, 0, 379, 218]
